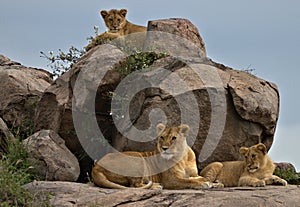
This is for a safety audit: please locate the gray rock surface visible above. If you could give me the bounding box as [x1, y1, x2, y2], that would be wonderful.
[228, 69, 279, 137]
[0, 54, 52, 130]
[146, 18, 207, 58]
[23, 181, 300, 207]
[23, 130, 80, 181]
[111, 58, 280, 170]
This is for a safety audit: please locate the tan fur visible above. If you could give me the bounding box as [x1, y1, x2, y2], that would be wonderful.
[92, 123, 214, 190]
[100, 9, 147, 36]
[200, 143, 288, 187]
[86, 9, 147, 51]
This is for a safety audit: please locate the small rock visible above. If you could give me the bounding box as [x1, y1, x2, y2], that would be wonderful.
[23, 130, 80, 181]
[0, 54, 20, 66]
[275, 162, 297, 173]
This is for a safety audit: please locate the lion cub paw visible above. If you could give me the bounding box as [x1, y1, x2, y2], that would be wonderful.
[274, 178, 288, 186]
[251, 180, 266, 187]
[211, 182, 224, 188]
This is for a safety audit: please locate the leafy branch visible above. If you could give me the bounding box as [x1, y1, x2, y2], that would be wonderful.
[40, 46, 85, 78]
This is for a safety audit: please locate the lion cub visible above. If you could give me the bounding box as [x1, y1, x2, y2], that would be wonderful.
[86, 9, 147, 51]
[92, 123, 214, 189]
[100, 9, 147, 37]
[200, 143, 287, 187]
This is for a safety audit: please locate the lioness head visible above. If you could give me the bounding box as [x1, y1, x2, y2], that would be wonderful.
[239, 143, 268, 173]
[156, 123, 190, 160]
[100, 9, 127, 33]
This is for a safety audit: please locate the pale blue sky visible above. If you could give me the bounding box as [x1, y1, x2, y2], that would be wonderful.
[0, 0, 299, 170]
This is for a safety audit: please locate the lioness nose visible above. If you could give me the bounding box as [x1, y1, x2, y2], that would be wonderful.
[162, 146, 168, 151]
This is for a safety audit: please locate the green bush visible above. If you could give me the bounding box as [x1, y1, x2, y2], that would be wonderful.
[0, 138, 50, 206]
[41, 25, 168, 79]
[115, 51, 167, 79]
[274, 168, 300, 185]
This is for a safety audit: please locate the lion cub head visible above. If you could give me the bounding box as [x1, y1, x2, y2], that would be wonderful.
[156, 123, 190, 160]
[239, 143, 269, 173]
[101, 9, 127, 33]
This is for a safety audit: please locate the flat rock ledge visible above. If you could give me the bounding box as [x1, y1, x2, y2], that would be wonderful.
[23, 181, 300, 207]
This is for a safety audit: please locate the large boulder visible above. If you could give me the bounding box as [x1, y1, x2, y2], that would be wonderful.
[0, 54, 53, 134]
[34, 46, 125, 181]
[146, 18, 206, 59]
[111, 58, 279, 169]
[34, 18, 279, 177]
[23, 130, 80, 181]
[23, 181, 300, 207]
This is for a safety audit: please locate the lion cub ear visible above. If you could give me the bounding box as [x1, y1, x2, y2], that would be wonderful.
[256, 143, 267, 155]
[100, 10, 108, 19]
[179, 124, 190, 137]
[120, 9, 127, 17]
[156, 123, 166, 135]
[239, 147, 249, 156]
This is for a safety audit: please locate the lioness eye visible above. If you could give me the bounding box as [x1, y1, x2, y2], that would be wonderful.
[117, 18, 121, 22]
[109, 18, 113, 22]
[251, 154, 256, 159]
[172, 136, 177, 141]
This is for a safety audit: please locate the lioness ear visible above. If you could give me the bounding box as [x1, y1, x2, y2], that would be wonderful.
[239, 147, 248, 156]
[100, 10, 108, 19]
[256, 143, 267, 155]
[156, 123, 166, 135]
[179, 124, 190, 137]
[120, 9, 127, 17]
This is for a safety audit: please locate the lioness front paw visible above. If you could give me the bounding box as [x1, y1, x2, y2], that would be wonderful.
[151, 183, 163, 190]
[193, 181, 213, 189]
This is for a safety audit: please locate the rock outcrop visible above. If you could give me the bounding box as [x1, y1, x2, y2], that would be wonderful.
[34, 18, 280, 178]
[23, 181, 300, 207]
[146, 18, 206, 59]
[0, 54, 53, 133]
[23, 130, 80, 181]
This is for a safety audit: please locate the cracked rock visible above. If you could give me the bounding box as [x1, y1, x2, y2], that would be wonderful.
[23, 181, 300, 207]
[23, 130, 80, 181]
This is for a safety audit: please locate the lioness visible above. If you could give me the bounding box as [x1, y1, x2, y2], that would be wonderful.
[92, 123, 215, 189]
[86, 9, 147, 51]
[200, 143, 288, 187]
